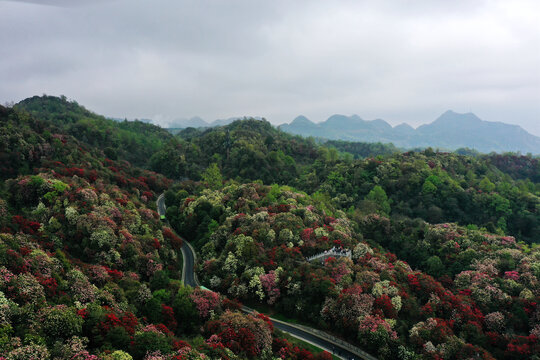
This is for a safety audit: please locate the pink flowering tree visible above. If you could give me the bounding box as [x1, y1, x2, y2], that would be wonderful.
[189, 288, 221, 319]
[321, 284, 374, 332]
[259, 271, 281, 305]
[357, 315, 398, 357]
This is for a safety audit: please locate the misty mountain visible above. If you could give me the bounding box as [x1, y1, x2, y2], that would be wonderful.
[166, 116, 263, 130]
[109, 117, 153, 123]
[280, 110, 540, 154]
[168, 116, 208, 128]
[209, 117, 244, 127]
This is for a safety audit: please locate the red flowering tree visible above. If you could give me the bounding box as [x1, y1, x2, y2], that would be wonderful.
[205, 310, 272, 358]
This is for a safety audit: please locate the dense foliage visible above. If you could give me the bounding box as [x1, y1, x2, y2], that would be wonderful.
[149, 119, 327, 184]
[300, 150, 539, 244]
[154, 118, 539, 244]
[2, 95, 539, 359]
[323, 140, 400, 159]
[0, 104, 331, 359]
[167, 181, 540, 359]
[15, 96, 173, 168]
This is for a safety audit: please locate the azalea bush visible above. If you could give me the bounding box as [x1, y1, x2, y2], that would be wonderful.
[168, 181, 540, 359]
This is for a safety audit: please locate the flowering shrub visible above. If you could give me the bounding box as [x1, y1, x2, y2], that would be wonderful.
[171, 347, 208, 359]
[13, 274, 45, 305]
[358, 315, 397, 340]
[52, 336, 97, 360]
[162, 228, 182, 250]
[39, 305, 83, 340]
[161, 304, 177, 331]
[86, 265, 111, 284]
[99, 310, 138, 336]
[0, 267, 15, 288]
[205, 310, 272, 358]
[485, 312, 505, 332]
[321, 285, 374, 331]
[189, 288, 220, 319]
[101, 351, 133, 360]
[11, 216, 41, 235]
[5, 343, 50, 360]
[66, 270, 97, 303]
[259, 270, 281, 305]
[504, 271, 519, 281]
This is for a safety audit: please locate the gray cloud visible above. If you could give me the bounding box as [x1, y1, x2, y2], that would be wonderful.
[1, 0, 539, 134]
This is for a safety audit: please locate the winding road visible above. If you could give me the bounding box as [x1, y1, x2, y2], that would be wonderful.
[157, 194, 377, 360]
[157, 193, 198, 287]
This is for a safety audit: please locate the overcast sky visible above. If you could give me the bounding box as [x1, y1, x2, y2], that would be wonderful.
[1, 0, 539, 134]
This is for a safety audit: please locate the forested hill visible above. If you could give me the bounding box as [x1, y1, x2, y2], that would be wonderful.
[0, 103, 335, 359]
[15, 95, 173, 167]
[150, 118, 324, 184]
[10, 96, 540, 244]
[150, 117, 539, 244]
[1, 96, 540, 359]
[323, 140, 400, 158]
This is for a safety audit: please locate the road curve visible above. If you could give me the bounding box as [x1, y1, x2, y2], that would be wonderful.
[242, 305, 375, 360]
[156, 193, 376, 360]
[157, 194, 199, 287]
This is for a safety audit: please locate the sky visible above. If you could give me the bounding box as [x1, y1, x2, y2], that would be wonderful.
[1, 0, 539, 134]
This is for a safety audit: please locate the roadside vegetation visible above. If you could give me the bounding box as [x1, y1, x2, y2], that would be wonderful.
[0, 95, 538, 359]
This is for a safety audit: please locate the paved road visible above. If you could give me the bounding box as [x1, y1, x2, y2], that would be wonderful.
[157, 194, 167, 215]
[156, 193, 376, 360]
[241, 306, 367, 360]
[157, 194, 198, 287]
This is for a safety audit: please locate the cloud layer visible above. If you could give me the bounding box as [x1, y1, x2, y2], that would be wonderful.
[1, 0, 539, 134]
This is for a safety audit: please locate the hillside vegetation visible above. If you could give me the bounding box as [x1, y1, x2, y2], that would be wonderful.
[1, 95, 539, 359]
[0, 102, 333, 359]
[154, 118, 539, 245]
[15, 96, 173, 168]
[166, 181, 540, 359]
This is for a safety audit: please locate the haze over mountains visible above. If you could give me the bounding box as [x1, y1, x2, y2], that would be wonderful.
[279, 111, 540, 154]
[166, 116, 264, 129]
[168, 110, 540, 154]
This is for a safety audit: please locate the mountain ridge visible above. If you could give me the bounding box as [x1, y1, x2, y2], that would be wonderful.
[280, 111, 540, 154]
[167, 116, 265, 129]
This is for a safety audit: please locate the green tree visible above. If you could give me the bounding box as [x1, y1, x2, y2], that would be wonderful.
[490, 193, 512, 216]
[479, 177, 496, 192]
[422, 180, 437, 195]
[101, 351, 133, 360]
[172, 286, 199, 333]
[41, 306, 83, 342]
[103, 327, 131, 352]
[365, 185, 391, 215]
[132, 331, 171, 360]
[325, 147, 339, 163]
[425, 255, 445, 278]
[202, 163, 223, 189]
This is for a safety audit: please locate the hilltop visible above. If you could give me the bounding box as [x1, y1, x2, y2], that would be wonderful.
[15, 95, 174, 168]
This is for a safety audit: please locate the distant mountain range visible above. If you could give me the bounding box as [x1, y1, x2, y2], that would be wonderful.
[279, 111, 540, 154]
[109, 117, 153, 123]
[167, 116, 264, 129]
